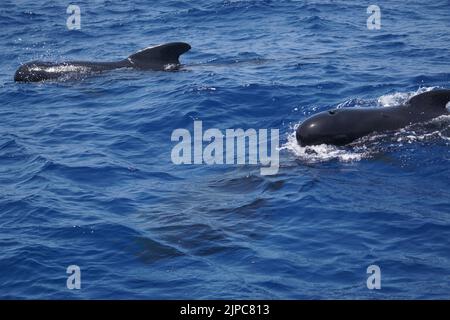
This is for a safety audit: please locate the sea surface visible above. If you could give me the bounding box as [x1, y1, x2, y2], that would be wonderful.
[0, 0, 449, 299]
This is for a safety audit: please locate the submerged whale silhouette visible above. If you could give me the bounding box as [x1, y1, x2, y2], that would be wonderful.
[296, 90, 450, 146]
[14, 42, 191, 82]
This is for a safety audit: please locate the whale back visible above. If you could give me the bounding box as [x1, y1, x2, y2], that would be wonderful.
[128, 42, 191, 70]
[407, 90, 450, 112]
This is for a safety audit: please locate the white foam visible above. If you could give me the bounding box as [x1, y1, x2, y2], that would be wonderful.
[280, 124, 368, 163]
[377, 86, 437, 107]
[430, 114, 450, 123]
[164, 63, 179, 71]
[395, 115, 450, 143]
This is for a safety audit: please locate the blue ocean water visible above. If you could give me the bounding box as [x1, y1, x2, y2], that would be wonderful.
[0, 0, 449, 299]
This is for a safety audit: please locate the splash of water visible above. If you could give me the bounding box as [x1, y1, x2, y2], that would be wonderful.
[377, 86, 437, 107]
[280, 123, 369, 163]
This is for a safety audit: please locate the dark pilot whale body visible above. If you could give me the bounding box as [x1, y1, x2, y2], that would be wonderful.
[296, 89, 450, 146]
[14, 42, 191, 82]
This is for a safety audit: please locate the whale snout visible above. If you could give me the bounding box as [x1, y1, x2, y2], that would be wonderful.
[296, 119, 321, 146]
[296, 110, 350, 146]
[14, 63, 45, 82]
[296, 112, 330, 146]
[14, 64, 30, 82]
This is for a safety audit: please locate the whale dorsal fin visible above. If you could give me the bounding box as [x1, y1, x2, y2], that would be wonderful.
[408, 89, 450, 110]
[128, 42, 191, 69]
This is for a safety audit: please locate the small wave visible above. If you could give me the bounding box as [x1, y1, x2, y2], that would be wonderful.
[191, 55, 270, 68]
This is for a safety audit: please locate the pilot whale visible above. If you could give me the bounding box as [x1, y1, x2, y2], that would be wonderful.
[14, 42, 191, 82]
[296, 89, 450, 146]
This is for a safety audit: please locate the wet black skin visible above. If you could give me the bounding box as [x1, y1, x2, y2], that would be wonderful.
[296, 90, 450, 146]
[14, 42, 191, 82]
[14, 60, 131, 82]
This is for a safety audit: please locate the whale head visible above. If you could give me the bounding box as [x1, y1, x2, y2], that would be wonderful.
[14, 61, 92, 82]
[296, 108, 374, 146]
[14, 62, 48, 82]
